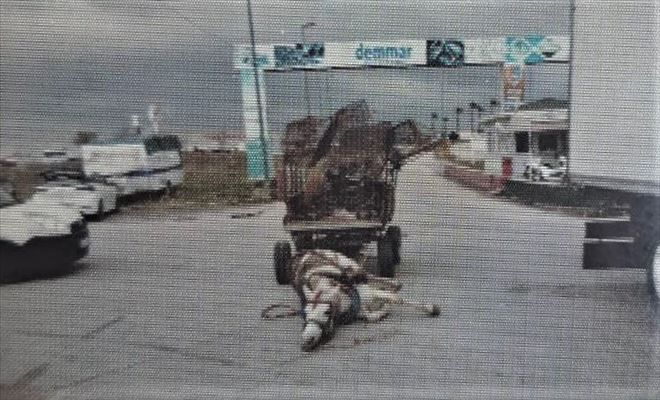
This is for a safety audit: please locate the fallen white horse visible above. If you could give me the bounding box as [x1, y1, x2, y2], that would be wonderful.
[292, 249, 440, 351]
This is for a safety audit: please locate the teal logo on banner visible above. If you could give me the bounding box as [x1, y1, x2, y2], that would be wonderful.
[505, 35, 547, 65]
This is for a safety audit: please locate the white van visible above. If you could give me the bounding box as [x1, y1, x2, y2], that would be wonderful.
[81, 135, 183, 197]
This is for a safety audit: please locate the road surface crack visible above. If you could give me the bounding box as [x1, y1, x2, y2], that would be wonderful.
[129, 342, 237, 366]
[81, 316, 124, 339]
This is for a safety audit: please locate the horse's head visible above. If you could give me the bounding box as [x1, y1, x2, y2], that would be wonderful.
[301, 301, 335, 351]
[300, 279, 339, 351]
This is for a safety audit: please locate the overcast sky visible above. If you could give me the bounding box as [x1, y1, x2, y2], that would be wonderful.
[0, 0, 571, 155]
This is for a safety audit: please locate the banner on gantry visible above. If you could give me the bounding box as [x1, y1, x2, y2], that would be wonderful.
[234, 36, 569, 70]
[233, 35, 568, 178]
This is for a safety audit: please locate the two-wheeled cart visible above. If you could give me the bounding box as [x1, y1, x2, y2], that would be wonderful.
[271, 103, 441, 285]
[273, 152, 402, 284]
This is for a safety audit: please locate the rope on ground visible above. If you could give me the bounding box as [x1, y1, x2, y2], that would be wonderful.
[261, 304, 301, 320]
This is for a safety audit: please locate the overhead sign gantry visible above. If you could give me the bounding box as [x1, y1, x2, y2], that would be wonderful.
[234, 36, 570, 180]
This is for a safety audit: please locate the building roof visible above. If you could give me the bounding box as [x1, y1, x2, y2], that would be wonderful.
[479, 98, 569, 134]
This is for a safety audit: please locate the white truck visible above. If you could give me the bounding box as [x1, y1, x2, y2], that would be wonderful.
[80, 135, 183, 198]
[0, 184, 90, 283]
[570, 0, 659, 299]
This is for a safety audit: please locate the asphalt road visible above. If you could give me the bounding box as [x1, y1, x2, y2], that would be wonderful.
[1, 155, 658, 399]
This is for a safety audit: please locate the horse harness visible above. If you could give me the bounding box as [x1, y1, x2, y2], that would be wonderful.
[297, 252, 363, 329]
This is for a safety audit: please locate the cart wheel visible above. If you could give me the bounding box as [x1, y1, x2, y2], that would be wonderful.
[274, 241, 292, 285]
[387, 225, 402, 265]
[377, 237, 396, 278]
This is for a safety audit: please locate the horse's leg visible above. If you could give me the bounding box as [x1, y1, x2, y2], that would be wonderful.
[356, 285, 391, 322]
[372, 290, 441, 317]
[365, 275, 402, 292]
[361, 308, 391, 322]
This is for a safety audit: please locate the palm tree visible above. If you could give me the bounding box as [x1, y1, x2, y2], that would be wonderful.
[475, 104, 484, 132]
[455, 107, 463, 133]
[469, 102, 479, 132]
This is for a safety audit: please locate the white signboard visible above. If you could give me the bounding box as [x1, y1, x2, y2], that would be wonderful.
[325, 41, 426, 68]
[464, 38, 506, 64]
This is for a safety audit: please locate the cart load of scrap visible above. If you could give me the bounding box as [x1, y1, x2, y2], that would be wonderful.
[278, 101, 425, 222]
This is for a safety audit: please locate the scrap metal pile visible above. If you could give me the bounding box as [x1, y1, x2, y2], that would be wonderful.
[279, 101, 424, 223]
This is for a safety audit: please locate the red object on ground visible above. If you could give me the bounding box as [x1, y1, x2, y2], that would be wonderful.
[443, 163, 507, 193]
[502, 157, 513, 178]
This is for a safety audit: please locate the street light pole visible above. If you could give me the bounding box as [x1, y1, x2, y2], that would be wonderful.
[301, 22, 316, 117]
[246, 0, 269, 180]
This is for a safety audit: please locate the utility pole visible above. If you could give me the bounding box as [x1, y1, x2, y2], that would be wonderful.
[301, 22, 316, 117]
[246, 0, 269, 180]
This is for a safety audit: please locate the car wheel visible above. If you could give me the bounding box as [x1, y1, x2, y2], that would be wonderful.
[274, 241, 292, 285]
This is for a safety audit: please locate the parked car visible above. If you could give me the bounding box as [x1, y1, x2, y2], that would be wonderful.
[31, 180, 119, 218]
[524, 156, 567, 182]
[0, 183, 90, 283]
